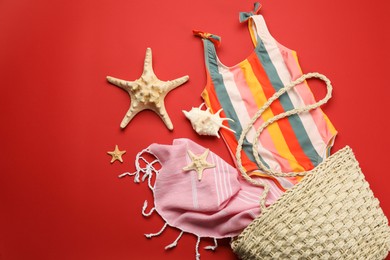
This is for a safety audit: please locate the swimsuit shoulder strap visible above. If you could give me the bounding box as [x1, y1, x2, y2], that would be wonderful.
[239, 2, 278, 49]
[193, 30, 221, 71]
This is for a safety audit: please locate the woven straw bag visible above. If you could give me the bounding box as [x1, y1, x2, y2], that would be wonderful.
[232, 73, 390, 259]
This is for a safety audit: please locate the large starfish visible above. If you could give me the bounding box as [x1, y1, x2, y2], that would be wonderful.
[107, 48, 189, 130]
[183, 149, 216, 181]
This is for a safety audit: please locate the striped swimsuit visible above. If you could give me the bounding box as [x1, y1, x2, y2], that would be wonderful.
[194, 3, 337, 192]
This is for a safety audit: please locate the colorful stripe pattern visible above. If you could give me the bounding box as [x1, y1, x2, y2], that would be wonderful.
[194, 4, 337, 191]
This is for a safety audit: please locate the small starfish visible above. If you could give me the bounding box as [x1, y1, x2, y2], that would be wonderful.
[107, 48, 189, 130]
[107, 145, 126, 163]
[182, 149, 216, 181]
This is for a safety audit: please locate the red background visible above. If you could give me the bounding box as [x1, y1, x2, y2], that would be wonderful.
[1, 0, 389, 259]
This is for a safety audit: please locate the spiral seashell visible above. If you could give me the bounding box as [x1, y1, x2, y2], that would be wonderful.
[183, 103, 236, 138]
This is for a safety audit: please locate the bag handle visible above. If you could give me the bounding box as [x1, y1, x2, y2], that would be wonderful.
[235, 72, 333, 209]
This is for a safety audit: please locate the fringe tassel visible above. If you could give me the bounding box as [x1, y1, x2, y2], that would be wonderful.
[204, 238, 218, 251]
[195, 236, 201, 260]
[141, 200, 155, 217]
[119, 148, 160, 190]
[143, 161, 158, 191]
[145, 223, 168, 239]
[118, 172, 136, 178]
[134, 149, 151, 183]
[165, 231, 184, 250]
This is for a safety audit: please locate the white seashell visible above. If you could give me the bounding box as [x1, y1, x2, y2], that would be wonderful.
[183, 103, 236, 138]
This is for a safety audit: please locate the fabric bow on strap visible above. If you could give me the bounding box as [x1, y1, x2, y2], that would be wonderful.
[193, 30, 221, 47]
[239, 2, 262, 23]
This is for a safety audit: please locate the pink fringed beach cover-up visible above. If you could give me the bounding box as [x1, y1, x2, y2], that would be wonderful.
[121, 138, 282, 259]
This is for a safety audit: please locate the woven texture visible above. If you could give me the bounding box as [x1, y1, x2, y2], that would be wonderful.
[231, 146, 390, 259]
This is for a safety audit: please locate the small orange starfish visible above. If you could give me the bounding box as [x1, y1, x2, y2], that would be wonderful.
[107, 145, 126, 163]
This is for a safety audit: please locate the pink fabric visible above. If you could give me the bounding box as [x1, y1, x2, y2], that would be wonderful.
[148, 138, 281, 238]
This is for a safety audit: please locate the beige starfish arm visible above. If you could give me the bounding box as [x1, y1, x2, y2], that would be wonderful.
[154, 101, 174, 131]
[187, 150, 196, 158]
[107, 76, 135, 91]
[119, 104, 144, 129]
[141, 48, 156, 78]
[165, 75, 189, 91]
[204, 161, 216, 168]
[200, 149, 210, 159]
[182, 164, 194, 171]
[118, 150, 126, 156]
[200, 149, 215, 168]
[197, 172, 203, 181]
